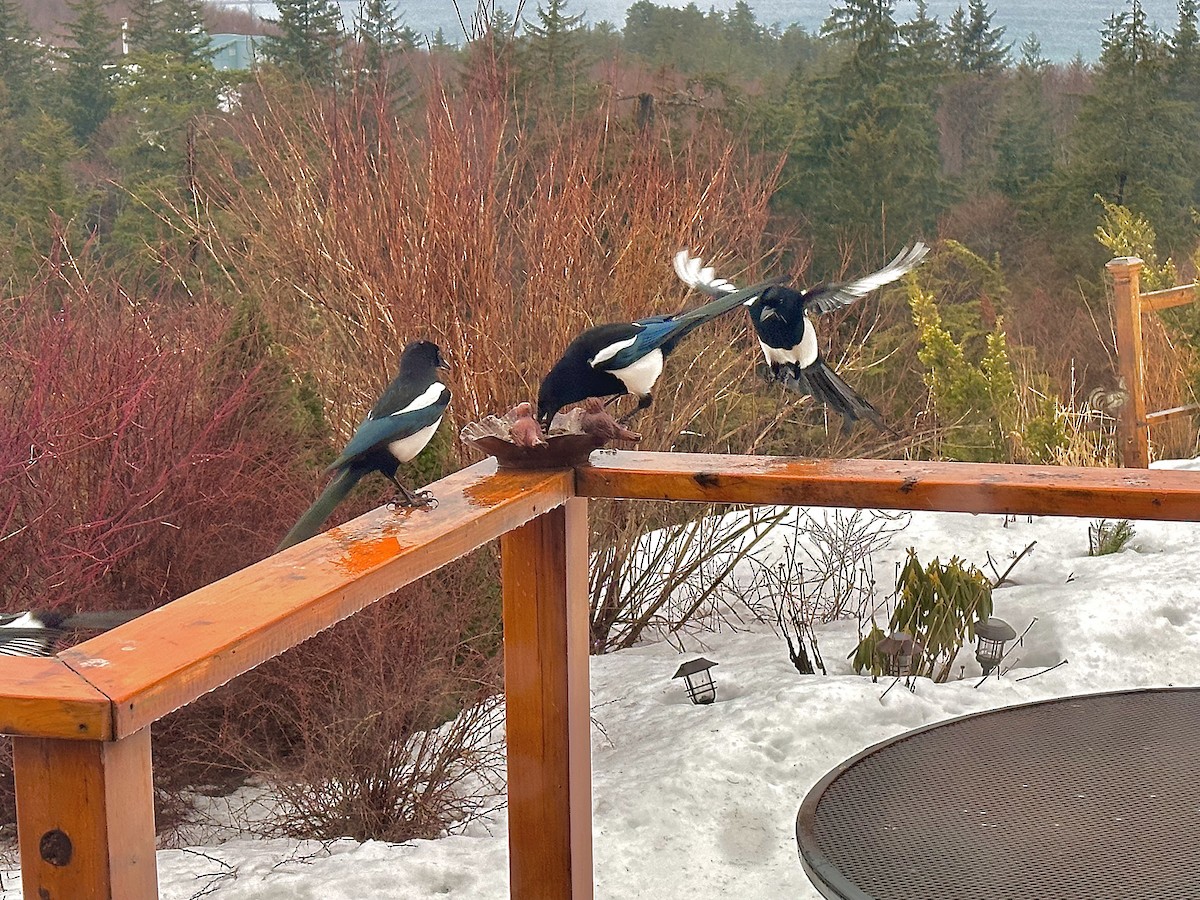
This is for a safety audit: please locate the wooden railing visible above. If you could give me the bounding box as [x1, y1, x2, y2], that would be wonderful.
[1107, 256, 1200, 467]
[6, 451, 1200, 898]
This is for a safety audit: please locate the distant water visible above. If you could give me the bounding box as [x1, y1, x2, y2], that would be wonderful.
[216, 0, 1183, 63]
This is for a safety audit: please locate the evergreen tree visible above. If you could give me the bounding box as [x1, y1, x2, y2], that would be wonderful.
[0, 112, 87, 278]
[1168, 0, 1200, 106]
[354, 0, 418, 79]
[993, 35, 1056, 203]
[127, 0, 210, 63]
[898, 0, 948, 101]
[520, 0, 588, 105]
[947, 0, 1011, 73]
[783, 0, 944, 265]
[59, 0, 119, 142]
[0, 0, 44, 114]
[821, 0, 899, 82]
[1017, 33, 1049, 71]
[260, 0, 345, 85]
[1046, 1, 1197, 256]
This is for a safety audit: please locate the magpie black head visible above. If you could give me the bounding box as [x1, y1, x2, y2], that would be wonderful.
[754, 285, 796, 315]
[537, 375, 565, 429]
[400, 340, 449, 374]
[32, 610, 67, 630]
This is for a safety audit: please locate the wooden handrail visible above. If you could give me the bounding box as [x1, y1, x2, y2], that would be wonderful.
[59, 460, 573, 739]
[1139, 282, 1198, 312]
[577, 451, 1200, 520]
[7, 450, 1200, 898]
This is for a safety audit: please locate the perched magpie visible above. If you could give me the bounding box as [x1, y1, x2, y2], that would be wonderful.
[675, 244, 929, 434]
[536, 279, 779, 428]
[277, 340, 450, 552]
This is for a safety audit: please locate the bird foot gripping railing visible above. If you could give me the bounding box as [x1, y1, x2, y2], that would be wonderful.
[6, 451, 1200, 898]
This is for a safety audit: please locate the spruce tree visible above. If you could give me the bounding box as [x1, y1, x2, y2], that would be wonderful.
[128, 0, 211, 62]
[785, 0, 944, 266]
[59, 0, 119, 143]
[1047, 1, 1197, 256]
[0, 0, 44, 114]
[354, 0, 417, 79]
[947, 0, 1011, 74]
[898, 0, 948, 101]
[521, 0, 586, 91]
[260, 0, 345, 85]
[993, 35, 1056, 203]
[1168, 0, 1200, 107]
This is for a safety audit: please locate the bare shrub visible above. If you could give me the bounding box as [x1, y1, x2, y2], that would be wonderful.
[740, 508, 909, 674]
[193, 73, 786, 458]
[190, 549, 505, 844]
[589, 505, 787, 652]
[0, 246, 324, 614]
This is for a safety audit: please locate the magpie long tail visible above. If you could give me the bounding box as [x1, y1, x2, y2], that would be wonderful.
[782, 359, 894, 436]
[277, 467, 363, 552]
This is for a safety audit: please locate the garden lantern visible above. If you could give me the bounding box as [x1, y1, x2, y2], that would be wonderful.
[877, 631, 920, 677]
[975, 617, 1017, 676]
[672, 658, 718, 704]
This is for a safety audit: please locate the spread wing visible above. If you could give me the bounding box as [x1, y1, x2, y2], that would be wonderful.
[804, 243, 929, 315]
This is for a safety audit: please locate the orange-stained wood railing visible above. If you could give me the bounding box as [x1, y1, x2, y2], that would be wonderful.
[1107, 256, 1200, 468]
[5, 451, 1200, 898]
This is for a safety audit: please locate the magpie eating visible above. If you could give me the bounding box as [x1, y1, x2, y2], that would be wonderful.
[277, 340, 450, 551]
[675, 244, 929, 434]
[536, 279, 779, 429]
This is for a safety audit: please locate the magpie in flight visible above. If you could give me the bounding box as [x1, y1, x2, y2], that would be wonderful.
[675, 244, 929, 434]
[536, 278, 779, 429]
[278, 340, 450, 552]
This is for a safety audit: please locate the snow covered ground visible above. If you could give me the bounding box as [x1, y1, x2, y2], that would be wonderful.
[5, 459, 1200, 899]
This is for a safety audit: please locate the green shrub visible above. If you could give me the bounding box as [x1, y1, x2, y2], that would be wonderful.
[851, 550, 993, 682]
[1088, 519, 1136, 556]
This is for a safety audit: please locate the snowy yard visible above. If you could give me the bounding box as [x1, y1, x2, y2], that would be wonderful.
[6, 460, 1200, 899]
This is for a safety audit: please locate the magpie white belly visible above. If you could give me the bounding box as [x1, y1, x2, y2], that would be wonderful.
[388, 418, 442, 463]
[759, 319, 818, 368]
[609, 348, 664, 396]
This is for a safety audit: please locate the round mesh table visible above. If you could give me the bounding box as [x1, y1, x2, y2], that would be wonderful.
[797, 687, 1200, 900]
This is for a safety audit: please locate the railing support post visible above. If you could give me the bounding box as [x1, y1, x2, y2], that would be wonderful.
[501, 497, 593, 899]
[1108, 256, 1150, 467]
[13, 727, 158, 899]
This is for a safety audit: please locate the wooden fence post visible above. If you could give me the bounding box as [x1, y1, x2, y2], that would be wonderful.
[13, 727, 158, 899]
[1108, 256, 1150, 468]
[501, 497, 593, 899]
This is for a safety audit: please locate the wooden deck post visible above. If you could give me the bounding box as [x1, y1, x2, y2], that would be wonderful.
[1108, 256, 1150, 467]
[13, 727, 157, 900]
[501, 497, 593, 899]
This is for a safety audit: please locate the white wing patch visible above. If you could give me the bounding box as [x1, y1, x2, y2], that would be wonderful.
[388, 417, 443, 463]
[610, 348, 664, 396]
[389, 382, 447, 417]
[590, 335, 639, 367]
[674, 251, 738, 294]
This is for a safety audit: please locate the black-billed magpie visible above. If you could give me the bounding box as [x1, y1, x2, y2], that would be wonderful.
[675, 244, 929, 434]
[536, 279, 779, 428]
[278, 340, 450, 551]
